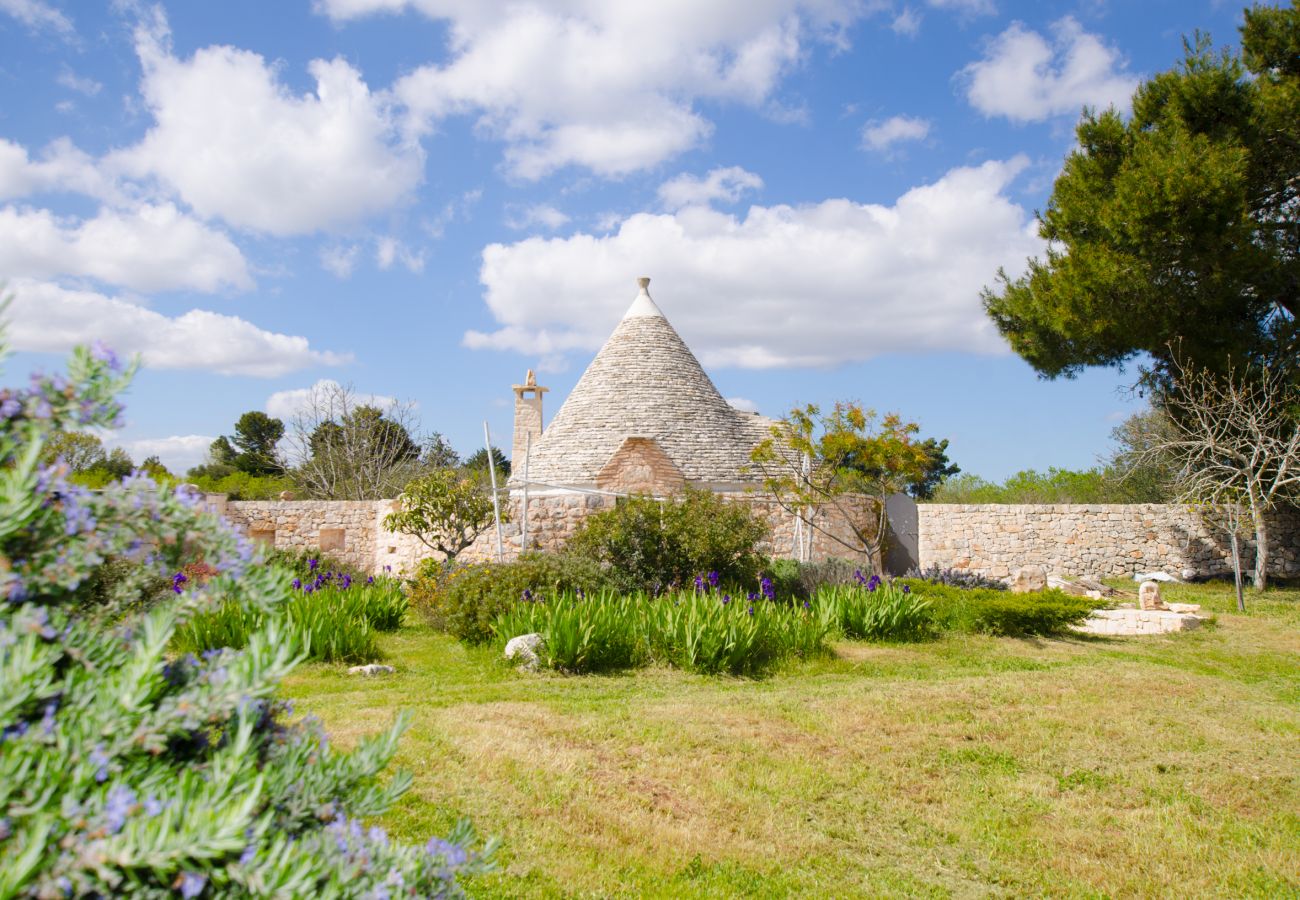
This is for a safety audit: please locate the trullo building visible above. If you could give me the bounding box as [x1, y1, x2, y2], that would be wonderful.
[509, 277, 775, 499]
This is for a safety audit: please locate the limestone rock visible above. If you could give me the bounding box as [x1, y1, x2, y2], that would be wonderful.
[505, 632, 543, 671]
[1073, 608, 1205, 636]
[1010, 565, 1047, 593]
[1138, 580, 1166, 610]
[347, 664, 395, 676]
[1134, 571, 1179, 583]
[1167, 602, 1201, 614]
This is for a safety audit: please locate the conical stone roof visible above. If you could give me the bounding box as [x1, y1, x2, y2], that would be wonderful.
[516, 278, 774, 490]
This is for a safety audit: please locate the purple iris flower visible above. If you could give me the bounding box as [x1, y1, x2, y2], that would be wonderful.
[707, 571, 719, 588]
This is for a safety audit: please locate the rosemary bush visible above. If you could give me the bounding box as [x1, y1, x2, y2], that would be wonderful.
[0, 335, 489, 897]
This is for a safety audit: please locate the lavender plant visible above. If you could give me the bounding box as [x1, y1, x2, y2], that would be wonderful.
[0, 333, 490, 896]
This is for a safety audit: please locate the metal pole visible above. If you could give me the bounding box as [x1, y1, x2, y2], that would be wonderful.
[521, 431, 531, 550]
[484, 421, 504, 562]
[801, 452, 812, 563]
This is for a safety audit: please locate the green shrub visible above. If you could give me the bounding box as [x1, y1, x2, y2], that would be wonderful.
[567, 488, 768, 592]
[815, 581, 934, 642]
[905, 564, 1008, 591]
[264, 546, 369, 585]
[493, 591, 646, 673]
[419, 552, 613, 643]
[186, 470, 297, 500]
[901, 580, 1096, 637]
[2, 337, 487, 895]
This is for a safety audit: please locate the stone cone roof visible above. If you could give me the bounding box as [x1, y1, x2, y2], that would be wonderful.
[515, 279, 774, 489]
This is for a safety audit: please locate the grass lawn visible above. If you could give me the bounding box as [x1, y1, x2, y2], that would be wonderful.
[283, 582, 1299, 898]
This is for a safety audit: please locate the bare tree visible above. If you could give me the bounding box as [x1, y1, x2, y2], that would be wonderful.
[1148, 358, 1300, 591]
[284, 381, 426, 500]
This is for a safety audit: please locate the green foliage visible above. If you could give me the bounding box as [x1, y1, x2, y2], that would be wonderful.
[983, 8, 1300, 381]
[814, 581, 935, 642]
[229, 410, 285, 476]
[493, 592, 646, 673]
[902, 581, 1097, 637]
[492, 589, 830, 677]
[174, 576, 408, 663]
[186, 470, 297, 500]
[385, 467, 499, 560]
[567, 488, 768, 593]
[38, 429, 106, 471]
[464, 445, 510, 478]
[905, 564, 1009, 591]
[416, 553, 613, 643]
[751, 402, 929, 560]
[0, 334, 488, 895]
[929, 465, 1171, 504]
[908, 437, 961, 500]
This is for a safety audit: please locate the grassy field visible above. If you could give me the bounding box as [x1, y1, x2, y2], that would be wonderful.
[283, 582, 1299, 898]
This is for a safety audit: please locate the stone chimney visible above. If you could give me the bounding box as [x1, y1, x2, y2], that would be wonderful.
[512, 368, 547, 470]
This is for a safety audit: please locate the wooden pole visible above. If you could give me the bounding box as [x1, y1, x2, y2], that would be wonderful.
[484, 421, 504, 562]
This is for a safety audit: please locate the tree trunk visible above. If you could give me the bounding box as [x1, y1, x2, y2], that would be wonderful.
[1229, 528, 1246, 613]
[1252, 507, 1269, 592]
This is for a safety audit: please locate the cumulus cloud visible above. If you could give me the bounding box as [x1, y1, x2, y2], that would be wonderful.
[322, 0, 865, 179]
[861, 115, 930, 153]
[891, 8, 921, 36]
[0, 137, 125, 204]
[0, 202, 251, 292]
[0, 0, 72, 34]
[6, 279, 349, 377]
[658, 166, 763, 210]
[111, 12, 424, 235]
[464, 158, 1041, 369]
[265, 379, 397, 420]
[961, 17, 1138, 123]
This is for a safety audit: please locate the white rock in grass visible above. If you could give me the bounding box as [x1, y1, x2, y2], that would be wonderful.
[505, 633, 543, 671]
[347, 664, 395, 676]
[1134, 571, 1179, 582]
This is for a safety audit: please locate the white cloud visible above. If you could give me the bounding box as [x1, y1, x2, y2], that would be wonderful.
[658, 166, 763, 210]
[112, 12, 424, 235]
[0, 202, 251, 292]
[323, 0, 866, 179]
[506, 204, 570, 231]
[374, 235, 425, 271]
[861, 115, 930, 153]
[891, 8, 921, 36]
[320, 243, 361, 278]
[0, 0, 72, 34]
[57, 68, 102, 96]
[265, 379, 397, 420]
[465, 158, 1042, 369]
[0, 137, 125, 204]
[6, 279, 349, 377]
[108, 434, 215, 475]
[961, 17, 1138, 123]
[727, 397, 760, 413]
[927, 0, 996, 15]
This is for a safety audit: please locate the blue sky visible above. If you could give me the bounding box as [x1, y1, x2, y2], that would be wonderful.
[0, 0, 1264, 479]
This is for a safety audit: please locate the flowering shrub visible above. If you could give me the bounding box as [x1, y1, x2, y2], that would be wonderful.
[904, 564, 1009, 591]
[0, 335, 489, 896]
[813, 575, 935, 642]
[173, 568, 408, 663]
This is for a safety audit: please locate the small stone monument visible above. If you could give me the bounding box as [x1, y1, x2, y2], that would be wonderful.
[1138, 580, 1167, 610]
[1010, 565, 1047, 593]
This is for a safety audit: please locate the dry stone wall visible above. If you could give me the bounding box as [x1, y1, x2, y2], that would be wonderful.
[216, 494, 1296, 581]
[918, 503, 1300, 579]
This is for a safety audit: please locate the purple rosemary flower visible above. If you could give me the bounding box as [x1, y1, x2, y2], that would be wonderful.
[91, 340, 122, 372]
[0, 396, 19, 419]
[178, 871, 207, 898]
[104, 785, 136, 834]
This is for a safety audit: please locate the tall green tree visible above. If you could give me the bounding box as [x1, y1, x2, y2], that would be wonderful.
[230, 411, 284, 476]
[983, 3, 1299, 382]
[39, 431, 106, 472]
[464, 446, 510, 479]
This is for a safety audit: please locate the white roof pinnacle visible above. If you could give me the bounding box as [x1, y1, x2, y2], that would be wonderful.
[622, 276, 664, 320]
